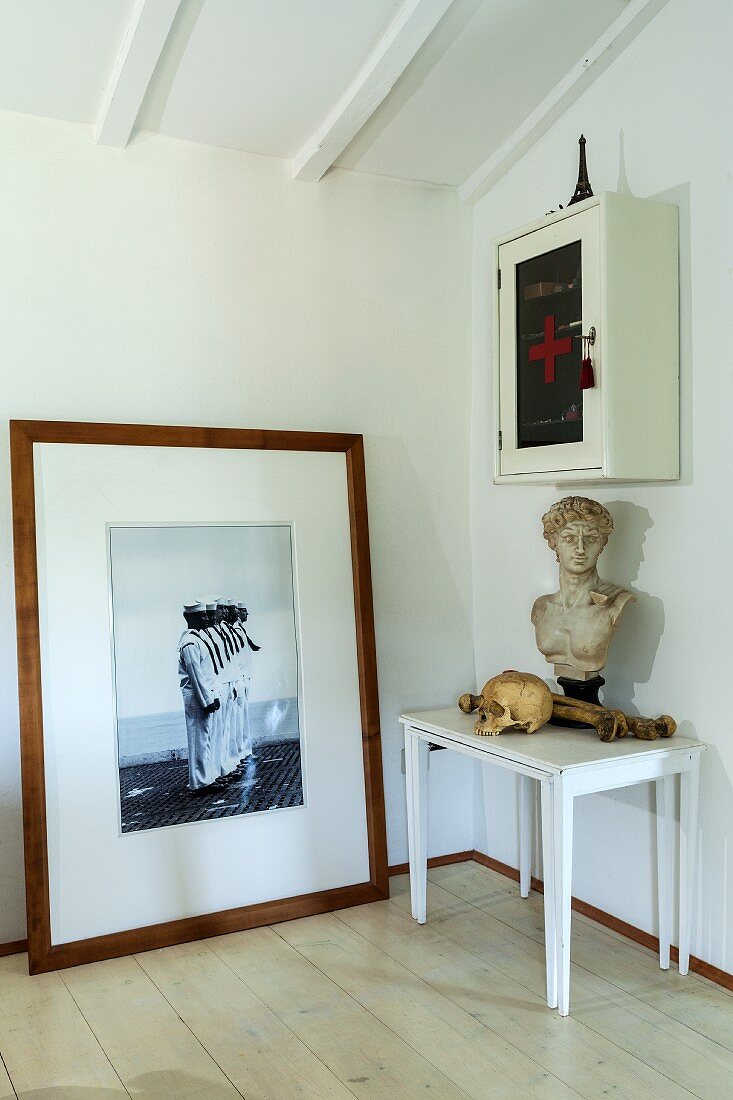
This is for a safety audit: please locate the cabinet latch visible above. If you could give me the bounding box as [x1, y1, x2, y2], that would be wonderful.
[498, 430, 503, 451]
[497, 268, 501, 290]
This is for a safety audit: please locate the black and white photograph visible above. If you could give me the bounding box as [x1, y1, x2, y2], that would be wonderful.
[109, 523, 303, 833]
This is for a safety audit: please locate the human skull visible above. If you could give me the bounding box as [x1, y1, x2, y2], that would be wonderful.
[472, 671, 552, 735]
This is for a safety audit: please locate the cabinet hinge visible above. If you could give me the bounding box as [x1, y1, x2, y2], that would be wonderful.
[498, 430, 503, 451]
[497, 268, 502, 290]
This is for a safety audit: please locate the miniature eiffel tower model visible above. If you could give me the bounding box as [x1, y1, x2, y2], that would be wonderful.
[568, 134, 594, 206]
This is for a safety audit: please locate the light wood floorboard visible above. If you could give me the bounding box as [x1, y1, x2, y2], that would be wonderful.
[135, 939, 353, 1099]
[343, 880, 697, 1099]
[0, 1054, 15, 1100]
[277, 910, 579, 1099]
[403, 865, 733, 1100]
[206, 924, 467, 1098]
[61, 954, 241, 1098]
[0, 954, 127, 1096]
[0, 861, 730, 1099]
[430, 863, 733, 1052]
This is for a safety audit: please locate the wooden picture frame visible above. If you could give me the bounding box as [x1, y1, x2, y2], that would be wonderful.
[11, 420, 388, 974]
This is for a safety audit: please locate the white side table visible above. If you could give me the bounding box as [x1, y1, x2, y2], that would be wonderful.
[401, 708, 705, 1016]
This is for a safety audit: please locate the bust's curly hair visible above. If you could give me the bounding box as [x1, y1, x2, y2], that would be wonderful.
[541, 496, 614, 551]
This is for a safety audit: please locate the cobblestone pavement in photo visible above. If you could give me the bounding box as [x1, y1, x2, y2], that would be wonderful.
[119, 739, 303, 832]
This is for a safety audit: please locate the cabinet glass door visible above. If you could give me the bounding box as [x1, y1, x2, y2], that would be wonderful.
[516, 241, 582, 448]
[498, 205, 600, 476]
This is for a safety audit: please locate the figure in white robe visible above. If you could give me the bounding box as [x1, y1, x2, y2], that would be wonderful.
[212, 599, 241, 775]
[219, 614, 245, 765]
[217, 600, 256, 770]
[203, 602, 229, 777]
[178, 602, 221, 790]
[225, 609, 250, 762]
[234, 601, 260, 763]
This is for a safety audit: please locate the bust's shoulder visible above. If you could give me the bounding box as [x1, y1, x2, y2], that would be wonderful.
[590, 578, 628, 600]
[590, 584, 636, 621]
[531, 591, 556, 622]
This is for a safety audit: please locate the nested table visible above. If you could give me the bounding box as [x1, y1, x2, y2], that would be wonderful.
[401, 708, 705, 1016]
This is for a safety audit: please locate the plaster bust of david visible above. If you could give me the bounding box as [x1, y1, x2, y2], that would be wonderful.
[531, 496, 636, 681]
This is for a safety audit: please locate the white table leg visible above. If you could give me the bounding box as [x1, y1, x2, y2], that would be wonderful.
[656, 774, 675, 969]
[481, 759, 494, 862]
[679, 755, 701, 975]
[406, 732, 429, 924]
[404, 729, 418, 919]
[519, 774, 532, 898]
[540, 777, 557, 1009]
[553, 777, 574, 1016]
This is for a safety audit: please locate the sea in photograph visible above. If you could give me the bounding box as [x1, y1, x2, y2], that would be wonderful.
[118, 696, 299, 766]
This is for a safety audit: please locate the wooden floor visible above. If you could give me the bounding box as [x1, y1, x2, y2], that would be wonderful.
[0, 862, 731, 1099]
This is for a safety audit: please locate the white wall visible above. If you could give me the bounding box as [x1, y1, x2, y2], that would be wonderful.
[0, 112, 474, 943]
[470, 0, 733, 972]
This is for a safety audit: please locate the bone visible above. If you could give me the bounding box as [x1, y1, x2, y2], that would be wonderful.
[609, 710, 630, 738]
[551, 692, 627, 735]
[462, 685, 674, 743]
[551, 692, 603, 711]
[626, 715, 677, 740]
[626, 717, 660, 740]
[551, 693, 678, 741]
[656, 715, 677, 738]
[551, 701, 619, 742]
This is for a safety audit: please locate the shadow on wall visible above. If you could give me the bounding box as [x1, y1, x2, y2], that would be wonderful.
[582, 739, 732, 972]
[611, 139, 692, 489]
[652, 181, 692, 487]
[615, 129, 633, 196]
[0, 778, 24, 942]
[367, 433, 473, 703]
[598, 500, 664, 713]
[692, 745, 733, 969]
[367, 433, 474, 859]
[589, 496, 731, 969]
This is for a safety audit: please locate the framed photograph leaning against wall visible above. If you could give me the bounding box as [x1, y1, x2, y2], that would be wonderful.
[11, 420, 387, 974]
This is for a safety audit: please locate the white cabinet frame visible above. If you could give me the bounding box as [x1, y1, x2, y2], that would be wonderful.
[499, 205, 601, 476]
[493, 192, 679, 484]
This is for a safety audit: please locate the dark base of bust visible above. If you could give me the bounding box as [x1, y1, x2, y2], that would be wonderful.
[550, 675, 605, 728]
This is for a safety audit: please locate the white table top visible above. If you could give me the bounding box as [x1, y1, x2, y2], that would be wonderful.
[401, 708, 704, 773]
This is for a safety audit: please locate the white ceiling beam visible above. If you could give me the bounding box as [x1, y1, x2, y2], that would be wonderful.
[292, 0, 454, 182]
[96, 0, 182, 147]
[459, 0, 672, 205]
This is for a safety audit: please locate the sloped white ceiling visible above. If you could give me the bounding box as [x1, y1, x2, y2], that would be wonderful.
[335, 0, 627, 185]
[0, 0, 630, 187]
[137, 0, 403, 157]
[0, 0, 135, 123]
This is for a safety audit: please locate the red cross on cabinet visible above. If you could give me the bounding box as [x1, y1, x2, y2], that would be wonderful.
[528, 315, 573, 384]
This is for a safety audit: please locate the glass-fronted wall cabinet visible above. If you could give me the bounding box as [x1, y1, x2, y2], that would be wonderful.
[494, 193, 679, 483]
